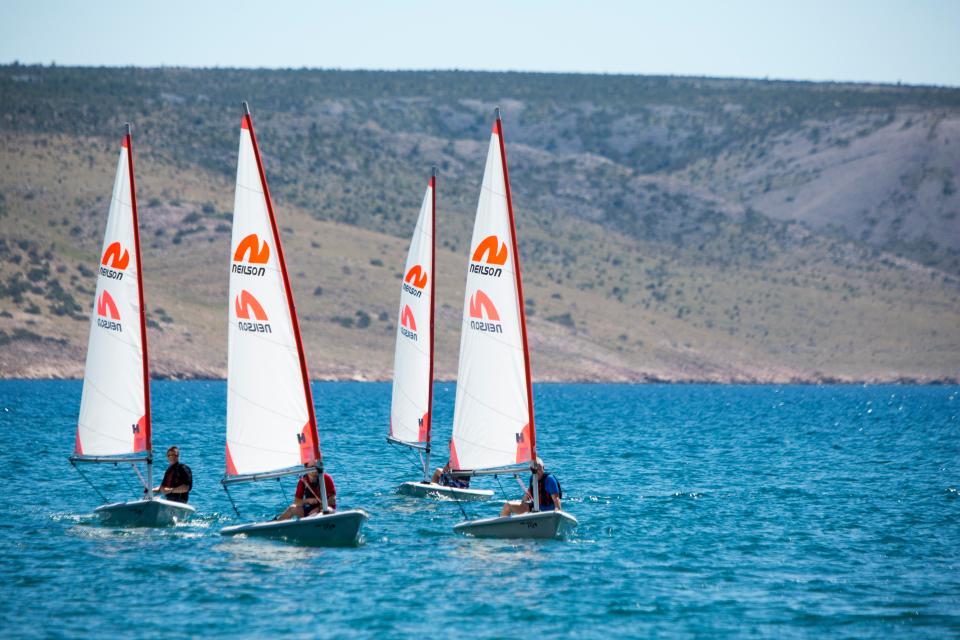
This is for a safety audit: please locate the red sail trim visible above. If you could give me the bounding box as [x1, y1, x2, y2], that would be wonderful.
[418, 411, 430, 443]
[426, 173, 436, 447]
[298, 421, 316, 465]
[75, 430, 83, 455]
[225, 444, 238, 476]
[242, 110, 320, 459]
[515, 423, 532, 463]
[449, 438, 460, 471]
[133, 415, 148, 452]
[126, 131, 151, 454]
[495, 115, 537, 464]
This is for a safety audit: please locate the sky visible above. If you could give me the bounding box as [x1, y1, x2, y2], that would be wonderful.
[2, 0, 959, 87]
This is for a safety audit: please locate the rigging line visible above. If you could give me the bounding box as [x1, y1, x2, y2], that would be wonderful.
[495, 474, 508, 501]
[449, 484, 469, 520]
[387, 437, 426, 475]
[404, 443, 422, 474]
[276, 476, 289, 504]
[71, 460, 109, 504]
[222, 483, 241, 517]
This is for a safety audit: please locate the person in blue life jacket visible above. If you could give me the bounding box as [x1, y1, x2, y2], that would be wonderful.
[430, 460, 470, 489]
[500, 457, 562, 517]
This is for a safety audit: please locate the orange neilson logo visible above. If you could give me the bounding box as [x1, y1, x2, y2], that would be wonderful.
[405, 265, 428, 290]
[468, 290, 500, 321]
[472, 235, 508, 265]
[233, 234, 270, 264]
[400, 305, 417, 331]
[101, 242, 130, 270]
[235, 290, 268, 321]
[97, 290, 120, 320]
[399, 304, 418, 342]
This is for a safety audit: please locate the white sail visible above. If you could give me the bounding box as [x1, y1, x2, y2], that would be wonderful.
[389, 176, 435, 446]
[225, 114, 317, 478]
[450, 122, 533, 472]
[76, 135, 148, 457]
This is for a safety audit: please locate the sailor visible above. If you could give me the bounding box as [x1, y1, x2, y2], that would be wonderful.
[430, 460, 470, 488]
[499, 457, 561, 516]
[151, 446, 193, 503]
[276, 459, 336, 520]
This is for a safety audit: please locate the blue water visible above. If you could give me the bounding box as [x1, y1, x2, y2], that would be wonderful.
[0, 382, 957, 638]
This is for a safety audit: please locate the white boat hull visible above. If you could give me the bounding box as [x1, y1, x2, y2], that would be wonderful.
[454, 510, 578, 539]
[94, 498, 196, 527]
[220, 509, 369, 546]
[397, 481, 494, 502]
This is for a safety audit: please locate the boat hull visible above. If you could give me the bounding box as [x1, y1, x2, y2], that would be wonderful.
[94, 498, 196, 527]
[453, 510, 578, 539]
[397, 481, 493, 502]
[220, 509, 369, 546]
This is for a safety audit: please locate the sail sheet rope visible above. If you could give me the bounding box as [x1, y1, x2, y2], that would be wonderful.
[70, 460, 110, 504]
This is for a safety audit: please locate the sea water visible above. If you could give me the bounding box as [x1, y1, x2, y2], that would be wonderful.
[0, 381, 957, 638]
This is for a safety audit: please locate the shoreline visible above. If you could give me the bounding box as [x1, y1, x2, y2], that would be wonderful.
[2, 373, 956, 385]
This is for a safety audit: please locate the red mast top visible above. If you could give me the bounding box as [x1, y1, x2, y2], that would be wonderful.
[494, 109, 537, 465]
[240, 102, 320, 462]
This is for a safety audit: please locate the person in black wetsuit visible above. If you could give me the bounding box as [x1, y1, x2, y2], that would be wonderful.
[151, 446, 193, 503]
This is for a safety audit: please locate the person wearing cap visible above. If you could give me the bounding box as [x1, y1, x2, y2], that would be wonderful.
[275, 458, 336, 520]
[500, 457, 562, 517]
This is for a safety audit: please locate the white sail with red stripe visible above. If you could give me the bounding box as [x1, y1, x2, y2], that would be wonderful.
[76, 130, 150, 458]
[389, 173, 436, 448]
[450, 113, 536, 473]
[225, 106, 319, 479]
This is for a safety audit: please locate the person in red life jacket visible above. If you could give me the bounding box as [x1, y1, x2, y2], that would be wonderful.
[276, 459, 336, 520]
[430, 460, 470, 488]
[499, 457, 562, 517]
[149, 446, 192, 503]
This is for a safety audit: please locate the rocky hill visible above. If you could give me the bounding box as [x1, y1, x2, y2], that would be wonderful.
[0, 65, 958, 382]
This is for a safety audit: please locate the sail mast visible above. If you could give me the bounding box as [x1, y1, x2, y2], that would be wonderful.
[241, 102, 320, 461]
[424, 167, 437, 479]
[494, 108, 537, 465]
[125, 123, 153, 497]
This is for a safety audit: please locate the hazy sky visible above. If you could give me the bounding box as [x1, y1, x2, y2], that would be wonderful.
[3, 0, 958, 86]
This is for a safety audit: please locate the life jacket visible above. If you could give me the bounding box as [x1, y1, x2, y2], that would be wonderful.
[528, 472, 562, 509]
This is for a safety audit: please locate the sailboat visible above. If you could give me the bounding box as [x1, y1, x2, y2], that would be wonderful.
[389, 169, 493, 502]
[218, 103, 368, 545]
[70, 125, 195, 527]
[448, 109, 578, 539]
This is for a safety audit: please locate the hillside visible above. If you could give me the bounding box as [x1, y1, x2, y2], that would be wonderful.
[0, 66, 958, 382]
